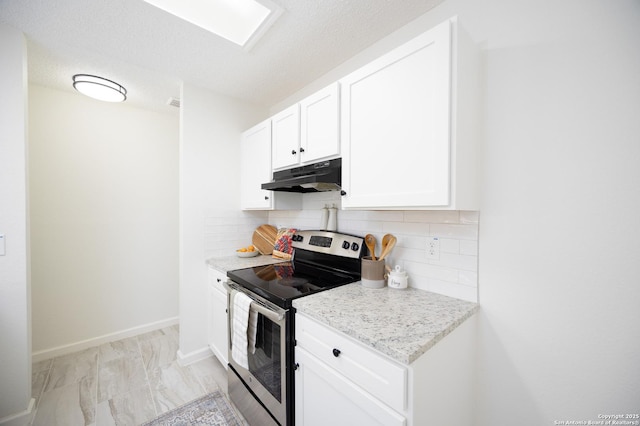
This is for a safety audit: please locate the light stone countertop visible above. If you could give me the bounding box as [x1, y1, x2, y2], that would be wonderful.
[206, 254, 286, 272]
[293, 283, 478, 365]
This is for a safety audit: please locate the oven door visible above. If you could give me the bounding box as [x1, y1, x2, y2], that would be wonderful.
[226, 281, 288, 426]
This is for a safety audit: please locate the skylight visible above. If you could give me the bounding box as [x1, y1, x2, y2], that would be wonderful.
[143, 0, 282, 49]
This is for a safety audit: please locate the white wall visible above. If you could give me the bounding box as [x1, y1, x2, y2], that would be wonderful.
[28, 85, 179, 358]
[178, 82, 265, 362]
[0, 24, 32, 425]
[268, 0, 640, 422]
[477, 0, 640, 422]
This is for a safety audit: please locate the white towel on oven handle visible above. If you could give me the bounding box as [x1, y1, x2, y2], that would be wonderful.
[247, 303, 258, 355]
[231, 290, 253, 369]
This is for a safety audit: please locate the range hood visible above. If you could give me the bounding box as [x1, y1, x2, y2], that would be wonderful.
[262, 158, 342, 193]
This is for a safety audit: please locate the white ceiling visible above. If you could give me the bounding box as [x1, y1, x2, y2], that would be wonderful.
[0, 0, 445, 113]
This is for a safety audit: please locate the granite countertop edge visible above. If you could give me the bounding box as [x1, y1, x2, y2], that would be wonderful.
[293, 283, 479, 365]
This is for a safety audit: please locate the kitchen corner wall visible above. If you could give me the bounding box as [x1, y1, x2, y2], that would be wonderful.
[268, 192, 479, 302]
[179, 83, 266, 361]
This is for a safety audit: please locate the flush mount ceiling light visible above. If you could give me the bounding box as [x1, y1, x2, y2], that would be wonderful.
[142, 0, 282, 50]
[72, 74, 127, 102]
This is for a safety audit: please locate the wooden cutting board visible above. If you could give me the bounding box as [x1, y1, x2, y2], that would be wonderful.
[252, 224, 277, 255]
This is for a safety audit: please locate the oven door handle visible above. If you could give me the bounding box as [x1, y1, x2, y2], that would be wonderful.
[250, 301, 285, 322]
[226, 281, 286, 322]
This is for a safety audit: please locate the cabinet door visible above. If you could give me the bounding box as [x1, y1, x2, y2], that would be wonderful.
[272, 104, 301, 170]
[241, 119, 273, 209]
[300, 83, 340, 164]
[210, 285, 228, 366]
[208, 269, 228, 366]
[340, 19, 452, 209]
[295, 347, 406, 426]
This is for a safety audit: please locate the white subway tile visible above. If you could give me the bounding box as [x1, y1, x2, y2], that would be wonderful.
[383, 221, 429, 236]
[342, 220, 384, 233]
[430, 253, 478, 272]
[400, 235, 427, 250]
[460, 240, 478, 256]
[404, 210, 460, 223]
[439, 238, 460, 254]
[459, 270, 478, 287]
[204, 208, 480, 302]
[430, 224, 478, 240]
[404, 261, 459, 283]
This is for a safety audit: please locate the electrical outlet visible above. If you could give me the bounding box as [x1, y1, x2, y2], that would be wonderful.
[426, 237, 440, 260]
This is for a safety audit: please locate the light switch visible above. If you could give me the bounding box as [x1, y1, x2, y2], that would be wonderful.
[0, 234, 5, 256]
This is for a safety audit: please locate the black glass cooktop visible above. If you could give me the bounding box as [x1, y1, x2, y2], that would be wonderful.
[227, 262, 358, 308]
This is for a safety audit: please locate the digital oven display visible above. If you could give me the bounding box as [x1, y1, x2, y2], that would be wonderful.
[309, 236, 332, 248]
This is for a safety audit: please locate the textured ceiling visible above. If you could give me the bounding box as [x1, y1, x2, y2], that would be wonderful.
[0, 0, 445, 113]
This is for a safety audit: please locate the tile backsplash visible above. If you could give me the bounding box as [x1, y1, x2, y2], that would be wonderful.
[204, 192, 479, 303]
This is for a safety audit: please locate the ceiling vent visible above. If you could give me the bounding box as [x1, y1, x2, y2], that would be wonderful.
[167, 97, 181, 108]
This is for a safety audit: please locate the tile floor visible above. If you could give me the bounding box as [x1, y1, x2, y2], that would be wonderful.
[30, 325, 239, 426]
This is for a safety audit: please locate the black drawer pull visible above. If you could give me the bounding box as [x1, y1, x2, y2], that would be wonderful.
[332, 348, 341, 357]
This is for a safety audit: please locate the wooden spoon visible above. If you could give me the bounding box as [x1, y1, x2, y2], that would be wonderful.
[378, 235, 397, 261]
[364, 234, 377, 260]
[382, 233, 393, 254]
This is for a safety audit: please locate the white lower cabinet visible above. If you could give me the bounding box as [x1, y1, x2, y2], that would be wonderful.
[295, 347, 406, 426]
[295, 313, 476, 426]
[295, 314, 406, 426]
[208, 268, 228, 367]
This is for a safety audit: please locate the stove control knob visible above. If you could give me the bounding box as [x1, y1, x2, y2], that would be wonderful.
[342, 241, 350, 250]
[351, 242, 360, 251]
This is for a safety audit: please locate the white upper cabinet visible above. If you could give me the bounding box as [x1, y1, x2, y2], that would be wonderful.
[272, 104, 301, 170]
[271, 83, 341, 171]
[241, 118, 301, 210]
[340, 17, 479, 210]
[300, 82, 341, 164]
[241, 119, 273, 209]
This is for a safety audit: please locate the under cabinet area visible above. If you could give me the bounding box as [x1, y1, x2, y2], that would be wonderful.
[207, 268, 228, 367]
[340, 17, 480, 210]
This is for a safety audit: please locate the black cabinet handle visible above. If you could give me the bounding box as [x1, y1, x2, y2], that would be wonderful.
[340, 190, 347, 196]
[291, 149, 297, 155]
[332, 348, 341, 357]
[300, 147, 305, 153]
[265, 196, 269, 200]
[216, 278, 221, 282]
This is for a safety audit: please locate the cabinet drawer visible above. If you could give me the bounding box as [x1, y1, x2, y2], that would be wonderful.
[296, 314, 407, 412]
[208, 268, 227, 294]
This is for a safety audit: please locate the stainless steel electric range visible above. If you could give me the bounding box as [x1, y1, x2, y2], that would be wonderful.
[225, 230, 366, 426]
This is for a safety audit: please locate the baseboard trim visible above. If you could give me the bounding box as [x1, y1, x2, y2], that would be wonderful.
[177, 346, 213, 367]
[0, 398, 35, 426]
[32, 317, 179, 363]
